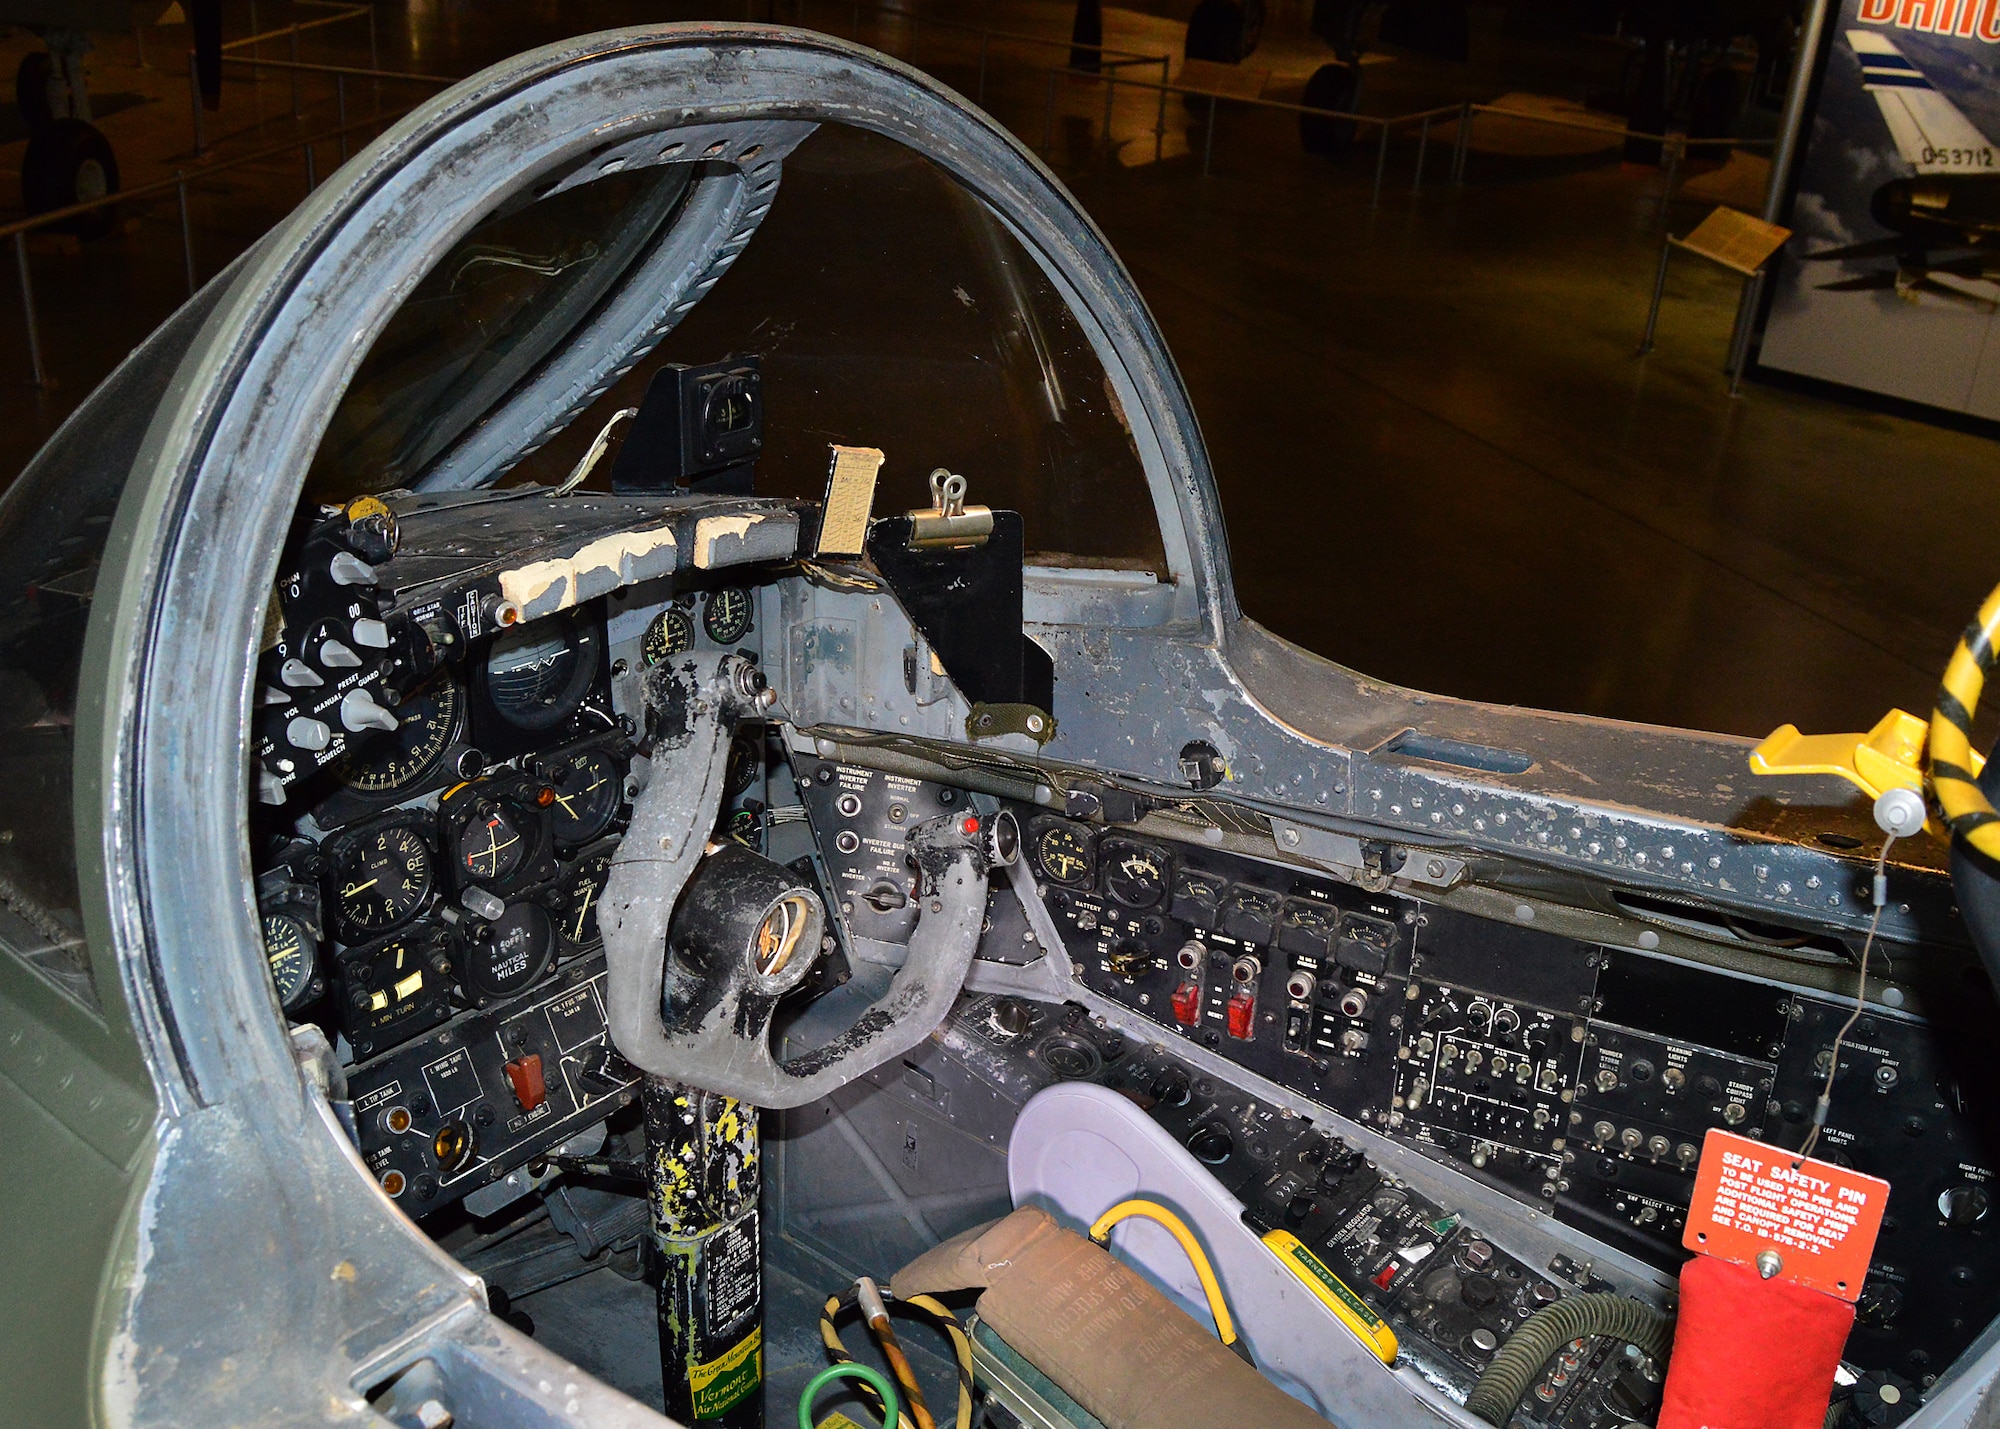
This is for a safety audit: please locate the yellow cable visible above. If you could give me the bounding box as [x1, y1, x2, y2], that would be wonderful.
[1088, 1198, 1240, 1347]
[1931, 580, 2000, 862]
[820, 1290, 975, 1429]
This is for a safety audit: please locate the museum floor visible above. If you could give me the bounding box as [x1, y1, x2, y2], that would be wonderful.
[1, 0, 1991, 746]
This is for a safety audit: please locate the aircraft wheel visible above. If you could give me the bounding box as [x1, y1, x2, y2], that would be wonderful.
[16, 51, 68, 130]
[1299, 63, 1360, 153]
[22, 120, 120, 234]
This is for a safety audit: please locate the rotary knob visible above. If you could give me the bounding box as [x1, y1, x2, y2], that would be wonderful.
[1942, 1184, 1991, 1227]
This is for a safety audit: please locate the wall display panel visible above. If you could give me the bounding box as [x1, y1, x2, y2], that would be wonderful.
[1758, 0, 2000, 418]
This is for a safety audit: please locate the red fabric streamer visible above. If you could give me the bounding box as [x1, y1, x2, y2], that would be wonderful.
[1658, 1254, 1855, 1429]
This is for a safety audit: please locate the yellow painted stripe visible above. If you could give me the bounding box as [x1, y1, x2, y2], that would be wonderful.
[1931, 581, 2000, 862]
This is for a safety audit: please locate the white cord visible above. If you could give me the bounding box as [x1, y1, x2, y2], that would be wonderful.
[1794, 832, 1898, 1166]
[555, 406, 639, 496]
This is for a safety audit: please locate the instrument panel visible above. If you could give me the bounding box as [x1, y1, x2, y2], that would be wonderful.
[982, 803, 2000, 1388]
[254, 573, 768, 1213]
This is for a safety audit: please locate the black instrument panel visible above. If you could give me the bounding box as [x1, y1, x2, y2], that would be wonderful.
[993, 800, 2000, 1390]
[254, 594, 644, 1211]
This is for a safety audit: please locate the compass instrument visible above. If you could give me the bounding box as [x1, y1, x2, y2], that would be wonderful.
[327, 820, 436, 941]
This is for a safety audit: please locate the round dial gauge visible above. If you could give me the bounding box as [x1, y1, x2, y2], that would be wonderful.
[483, 612, 599, 732]
[555, 852, 611, 955]
[703, 587, 752, 645]
[1034, 823, 1093, 887]
[456, 799, 527, 884]
[330, 824, 435, 938]
[459, 901, 555, 1003]
[726, 732, 762, 797]
[338, 678, 462, 793]
[642, 607, 695, 666]
[1101, 840, 1169, 909]
[548, 750, 621, 846]
[262, 911, 320, 1012]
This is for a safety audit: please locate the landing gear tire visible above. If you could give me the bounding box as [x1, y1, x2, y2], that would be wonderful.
[15, 51, 65, 130]
[1299, 62, 1361, 152]
[22, 119, 118, 234]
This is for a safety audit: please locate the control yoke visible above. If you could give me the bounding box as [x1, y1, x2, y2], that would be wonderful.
[599, 653, 1005, 1106]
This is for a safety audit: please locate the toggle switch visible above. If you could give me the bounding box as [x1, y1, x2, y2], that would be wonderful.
[340, 687, 399, 732]
[505, 1053, 546, 1113]
[328, 551, 377, 586]
[1171, 981, 1202, 1027]
[1226, 989, 1256, 1040]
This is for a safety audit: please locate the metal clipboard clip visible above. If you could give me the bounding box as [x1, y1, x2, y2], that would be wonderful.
[905, 469, 993, 549]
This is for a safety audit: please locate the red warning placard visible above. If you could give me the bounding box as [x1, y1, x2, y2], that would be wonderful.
[1683, 1128, 1889, 1302]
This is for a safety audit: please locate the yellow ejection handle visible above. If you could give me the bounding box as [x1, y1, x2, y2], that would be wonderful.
[1089, 1199, 1246, 1358]
[1931, 580, 2000, 862]
[1251, 1223, 1399, 1365]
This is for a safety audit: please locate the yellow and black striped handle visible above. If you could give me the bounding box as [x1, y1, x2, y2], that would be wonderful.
[1932, 581, 2000, 862]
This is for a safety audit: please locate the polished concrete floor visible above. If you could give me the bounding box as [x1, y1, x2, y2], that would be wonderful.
[1, 0, 1993, 746]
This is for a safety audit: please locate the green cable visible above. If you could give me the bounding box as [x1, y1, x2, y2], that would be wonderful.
[798, 1362, 902, 1429]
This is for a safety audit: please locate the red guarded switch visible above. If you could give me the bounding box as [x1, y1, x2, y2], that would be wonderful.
[1171, 981, 1203, 1027]
[1226, 990, 1256, 1040]
[504, 1053, 546, 1112]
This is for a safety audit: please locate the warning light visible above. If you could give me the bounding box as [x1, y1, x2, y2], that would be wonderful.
[536, 786, 556, 807]
[1226, 990, 1256, 1040]
[963, 816, 981, 835]
[1171, 981, 1202, 1027]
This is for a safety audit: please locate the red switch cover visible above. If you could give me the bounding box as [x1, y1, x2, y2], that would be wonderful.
[1171, 981, 1202, 1027]
[504, 1053, 546, 1112]
[1226, 990, 1256, 1039]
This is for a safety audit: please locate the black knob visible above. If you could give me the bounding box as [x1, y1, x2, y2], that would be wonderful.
[1460, 1275, 1501, 1309]
[991, 1000, 1031, 1038]
[1285, 1194, 1316, 1226]
[1187, 1123, 1234, 1166]
[1151, 1068, 1193, 1108]
[1943, 1184, 1990, 1227]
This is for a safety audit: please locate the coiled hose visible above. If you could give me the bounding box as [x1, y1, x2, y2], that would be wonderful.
[1463, 1294, 1673, 1426]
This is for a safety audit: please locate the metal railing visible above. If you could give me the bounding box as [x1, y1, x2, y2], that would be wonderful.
[4, 111, 403, 387]
[2, 0, 1783, 395]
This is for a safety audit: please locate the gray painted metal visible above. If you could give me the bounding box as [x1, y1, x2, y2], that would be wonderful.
[16, 13, 1987, 1426]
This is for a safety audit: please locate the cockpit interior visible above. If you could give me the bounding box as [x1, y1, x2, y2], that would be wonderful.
[9, 25, 2000, 1429]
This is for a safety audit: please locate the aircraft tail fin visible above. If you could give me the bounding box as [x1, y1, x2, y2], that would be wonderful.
[1847, 30, 1995, 174]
